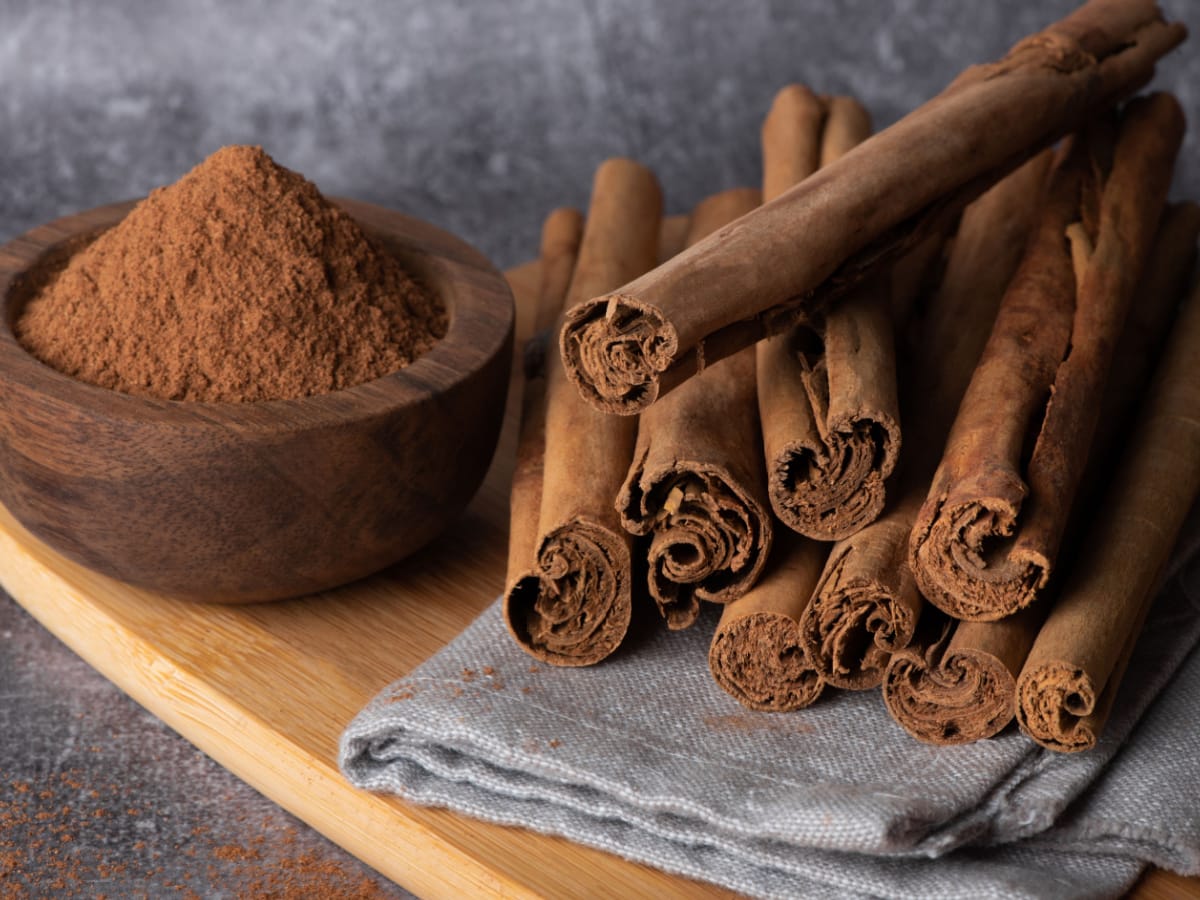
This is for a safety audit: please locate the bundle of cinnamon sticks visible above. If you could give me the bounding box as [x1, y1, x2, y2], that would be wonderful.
[502, 0, 1199, 753]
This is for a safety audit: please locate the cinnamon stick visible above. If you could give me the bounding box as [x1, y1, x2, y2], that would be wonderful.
[504, 207, 585, 594]
[884, 610, 1043, 744]
[757, 88, 900, 541]
[616, 188, 771, 630]
[560, 0, 1184, 415]
[1016, 272, 1200, 752]
[503, 159, 662, 665]
[708, 530, 828, 711]
[910, 94, 1183, 621]
[799, 151, 1052, 690]
[759, 84, 823, 203]
[888, 232, 948, 338]
[1081, 199, 1200, 482]
[883, 201, 1200, 743]
[657, 215, 691, 265]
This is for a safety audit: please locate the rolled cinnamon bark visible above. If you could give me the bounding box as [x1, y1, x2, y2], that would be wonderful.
[757, 89, 900, 541]
[910, 94, 1183, 622]
[1082, 199, 1200, 481]
[759, 84, 823, 203]
[616, 187, 771, 630]
[560, 0, 1185, 415]
[504, 159, 662, 665]
[1016, 272, 1200, 752]
[883, 201, 1200, 744]
[884, 609, 1042, 744]
[799, 151, 1053, 690]
[708, 530, 828, 711]
[504, 207, 585, 592]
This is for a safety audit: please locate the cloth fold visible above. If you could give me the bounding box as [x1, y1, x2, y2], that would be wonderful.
[340, 521, 1200, 899]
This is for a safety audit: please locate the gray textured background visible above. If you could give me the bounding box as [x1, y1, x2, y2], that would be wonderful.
[3, 0, 1199, 268]
[2, 1, 1198, 896]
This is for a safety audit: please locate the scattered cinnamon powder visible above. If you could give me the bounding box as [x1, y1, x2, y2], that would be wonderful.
[1, 770, 397, 898]
[16, 145, 446, 402]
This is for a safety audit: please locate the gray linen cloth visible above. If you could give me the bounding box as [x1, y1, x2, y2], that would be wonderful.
[340, 526, 1200, 899]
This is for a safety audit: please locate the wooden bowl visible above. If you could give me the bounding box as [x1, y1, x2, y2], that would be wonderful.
[0, 198, 513, 603]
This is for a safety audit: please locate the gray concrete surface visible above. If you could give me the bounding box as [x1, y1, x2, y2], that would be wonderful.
[3, 0, 1199, 268]
[2, 1, 1198, 896]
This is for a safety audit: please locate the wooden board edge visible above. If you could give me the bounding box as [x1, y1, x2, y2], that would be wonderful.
[0, 524, 539, 900]
[1132, 869, 1200, 899]
[0, 451, 733, 897]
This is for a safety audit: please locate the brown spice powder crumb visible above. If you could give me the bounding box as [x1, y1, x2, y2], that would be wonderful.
[2, 770, 398, 899]
[17, 145, 446, 403]
[212, 843, 260, 862]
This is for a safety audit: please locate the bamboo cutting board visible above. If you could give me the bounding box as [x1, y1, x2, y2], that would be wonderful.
[0, 259, 1194, 900]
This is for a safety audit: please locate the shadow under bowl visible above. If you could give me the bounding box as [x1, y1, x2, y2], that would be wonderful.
[0, 198, 514, 603]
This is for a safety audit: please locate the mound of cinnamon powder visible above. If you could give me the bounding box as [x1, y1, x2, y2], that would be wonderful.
[17, 145, 447, 402]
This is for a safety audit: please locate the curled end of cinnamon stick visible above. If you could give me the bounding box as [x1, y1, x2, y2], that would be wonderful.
[769, 413, 899, 541]
[884, 645, 1015, 745]
[709, 611, 824, 711]
[631, 465, 773, 629]
[911, 495, 1050, 621]
[800, 547, 919, 690]
[760, 261, 901, 542]
[1016, 662, 1098, 753]
[502, 519, 632, 666]
[560, 294, 677, 415]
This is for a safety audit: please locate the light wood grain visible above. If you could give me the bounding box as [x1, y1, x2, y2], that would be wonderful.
[1131, 869, 1200, 900]
[0, 250, 1191, 900]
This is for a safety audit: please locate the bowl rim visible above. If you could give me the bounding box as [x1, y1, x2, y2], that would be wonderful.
[0, 196, 514, 433]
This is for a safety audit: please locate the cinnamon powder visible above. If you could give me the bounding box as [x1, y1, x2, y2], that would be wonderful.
[1, 770, 397, 898]
[16, 145, 447, 402]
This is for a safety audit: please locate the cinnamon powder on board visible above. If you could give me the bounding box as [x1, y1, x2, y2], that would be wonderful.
[16, 145, 446, 403]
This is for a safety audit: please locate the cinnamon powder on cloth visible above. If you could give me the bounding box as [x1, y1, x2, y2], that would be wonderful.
[16, 145, 446, 402]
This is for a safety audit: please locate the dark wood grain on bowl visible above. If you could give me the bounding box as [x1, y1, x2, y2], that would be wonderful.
[0, 198, 514, 602]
